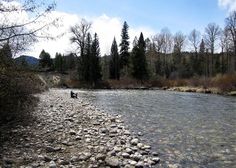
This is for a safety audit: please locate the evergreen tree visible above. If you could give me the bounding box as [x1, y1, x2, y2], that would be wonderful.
[90, 33, 102, 84]
[39, 49, 53, 69]
[199, 39, 206, 76]
[131, 32, 149, 81]
[109, 38, 120, 80]
[78, 33, 92, 81]
[119, 21, 130, 72]
[65, 53, 76, 70]
[54, 53, 65, 73]
[84, 33, 92, 81]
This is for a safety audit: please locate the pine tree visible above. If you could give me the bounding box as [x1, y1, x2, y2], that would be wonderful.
[84, 33, 92, 81]
[39, 49, 53, 69]
[199, 39, 206, 76]
[78, 33, 92, 81]
[109, 38, 120, 80]
[54, 53, 64, 73]
[131, 32, 148, 82]
[90, 33, 102, 84]
[119, 21, 130, 73]
[65, 53, 76, 70]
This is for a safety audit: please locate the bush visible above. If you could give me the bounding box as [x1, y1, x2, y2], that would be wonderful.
[0, 68, 46, 124]
[211, 73, 236, 92]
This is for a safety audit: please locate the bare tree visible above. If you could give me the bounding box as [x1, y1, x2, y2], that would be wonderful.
[70, 19, 91, 57]
[189, 29, 201, 53]
[225, 11, 236, 72]
[173, 31, 186, 53]
[159, 28, 173, 77]
[152, 33, 164, 53]
[160, 28, 173, 54]
[0, 0, 56, 55]
[204, 23, 221, 76]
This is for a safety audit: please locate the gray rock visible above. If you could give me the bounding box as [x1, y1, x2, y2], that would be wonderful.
[113, 146, 122, 152]
[132, 153, 142, 161]
[137, 132, 143, 136]
[100, 128, 108, 134]
[121, 152, 130, 158]
[44, 155, 52, 162]
[129, 160, 137, 166]
[75, 136, 82, 140]
[69, 129, 76, 135]
[152, 157, 160, 163]
[131, 138, 139, 145]
[142, 145, 151, 150]
[105, 156, 120, 167]
[136, 161, 144, 168]
[110, 128, 118, 134]
[49, 161, 57, 168]
[152, 152, 159, 156]
[46, 146, 61, 152]
[71, 156, 79, 162]
[96, 153, 106, 160]
[110, 124, 117, 128]
[125, 148, 133, 154]
[58, 159, 70, 165]
[137, 143, 144, 149]
[79, 152, 92, 161]
[124, 130, 131, 136]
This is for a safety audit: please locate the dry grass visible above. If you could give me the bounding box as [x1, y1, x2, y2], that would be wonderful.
[150, 73, 236, 93]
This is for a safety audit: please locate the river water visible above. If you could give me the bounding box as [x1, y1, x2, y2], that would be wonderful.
[77, 89, 236, 168]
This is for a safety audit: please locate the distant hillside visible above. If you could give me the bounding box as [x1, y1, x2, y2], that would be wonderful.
[15, 55, 39, 66]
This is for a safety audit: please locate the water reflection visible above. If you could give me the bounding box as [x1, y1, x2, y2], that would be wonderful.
[78, 90, 236, 167]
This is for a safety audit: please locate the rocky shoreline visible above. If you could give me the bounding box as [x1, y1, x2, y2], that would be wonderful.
[0, 89, 160, 168]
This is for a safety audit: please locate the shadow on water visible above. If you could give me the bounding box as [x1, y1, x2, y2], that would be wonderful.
[78, 90, 236, 167]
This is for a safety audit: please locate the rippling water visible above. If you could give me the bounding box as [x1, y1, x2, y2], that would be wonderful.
[77, 89, 236, 167]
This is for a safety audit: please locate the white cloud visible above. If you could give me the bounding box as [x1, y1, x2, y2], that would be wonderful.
[23, 12, 155, 58]
[218, 0, 236, 12]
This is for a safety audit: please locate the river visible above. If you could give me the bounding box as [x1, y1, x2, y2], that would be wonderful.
[76, 89, 236, 167]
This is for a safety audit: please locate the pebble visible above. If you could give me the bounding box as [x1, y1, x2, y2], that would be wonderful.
[0, 89, 159, 168]
[131, 138, 139, 145]
[49, 161, 57, 168]
[105, 156, 120, 167]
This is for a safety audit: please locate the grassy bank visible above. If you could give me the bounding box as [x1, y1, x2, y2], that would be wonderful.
[156, 73, 236, 95]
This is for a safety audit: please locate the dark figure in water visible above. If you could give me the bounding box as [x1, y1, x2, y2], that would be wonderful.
[70, 91, 78, 98]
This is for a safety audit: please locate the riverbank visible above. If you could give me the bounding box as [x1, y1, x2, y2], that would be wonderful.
[37, 72, 236, 96]
[0, 89, 160, 167]
[164, 86, 236, 96]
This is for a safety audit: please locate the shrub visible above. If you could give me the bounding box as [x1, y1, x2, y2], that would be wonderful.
[0, 68, 46, 124]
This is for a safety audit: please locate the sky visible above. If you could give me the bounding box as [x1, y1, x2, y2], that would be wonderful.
[20, 0, 236, 57]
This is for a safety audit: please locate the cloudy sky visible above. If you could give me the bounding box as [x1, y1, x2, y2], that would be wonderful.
[22, 0, 236, 58]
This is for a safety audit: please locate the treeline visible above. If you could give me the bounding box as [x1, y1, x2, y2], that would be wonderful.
[37, 11, 236, 86]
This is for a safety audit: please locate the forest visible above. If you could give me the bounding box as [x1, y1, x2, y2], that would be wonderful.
[23, 13, 236, 90]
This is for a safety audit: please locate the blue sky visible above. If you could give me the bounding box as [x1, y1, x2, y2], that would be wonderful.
[56, 0, 229, 34]
[23, 0, 236, 57]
